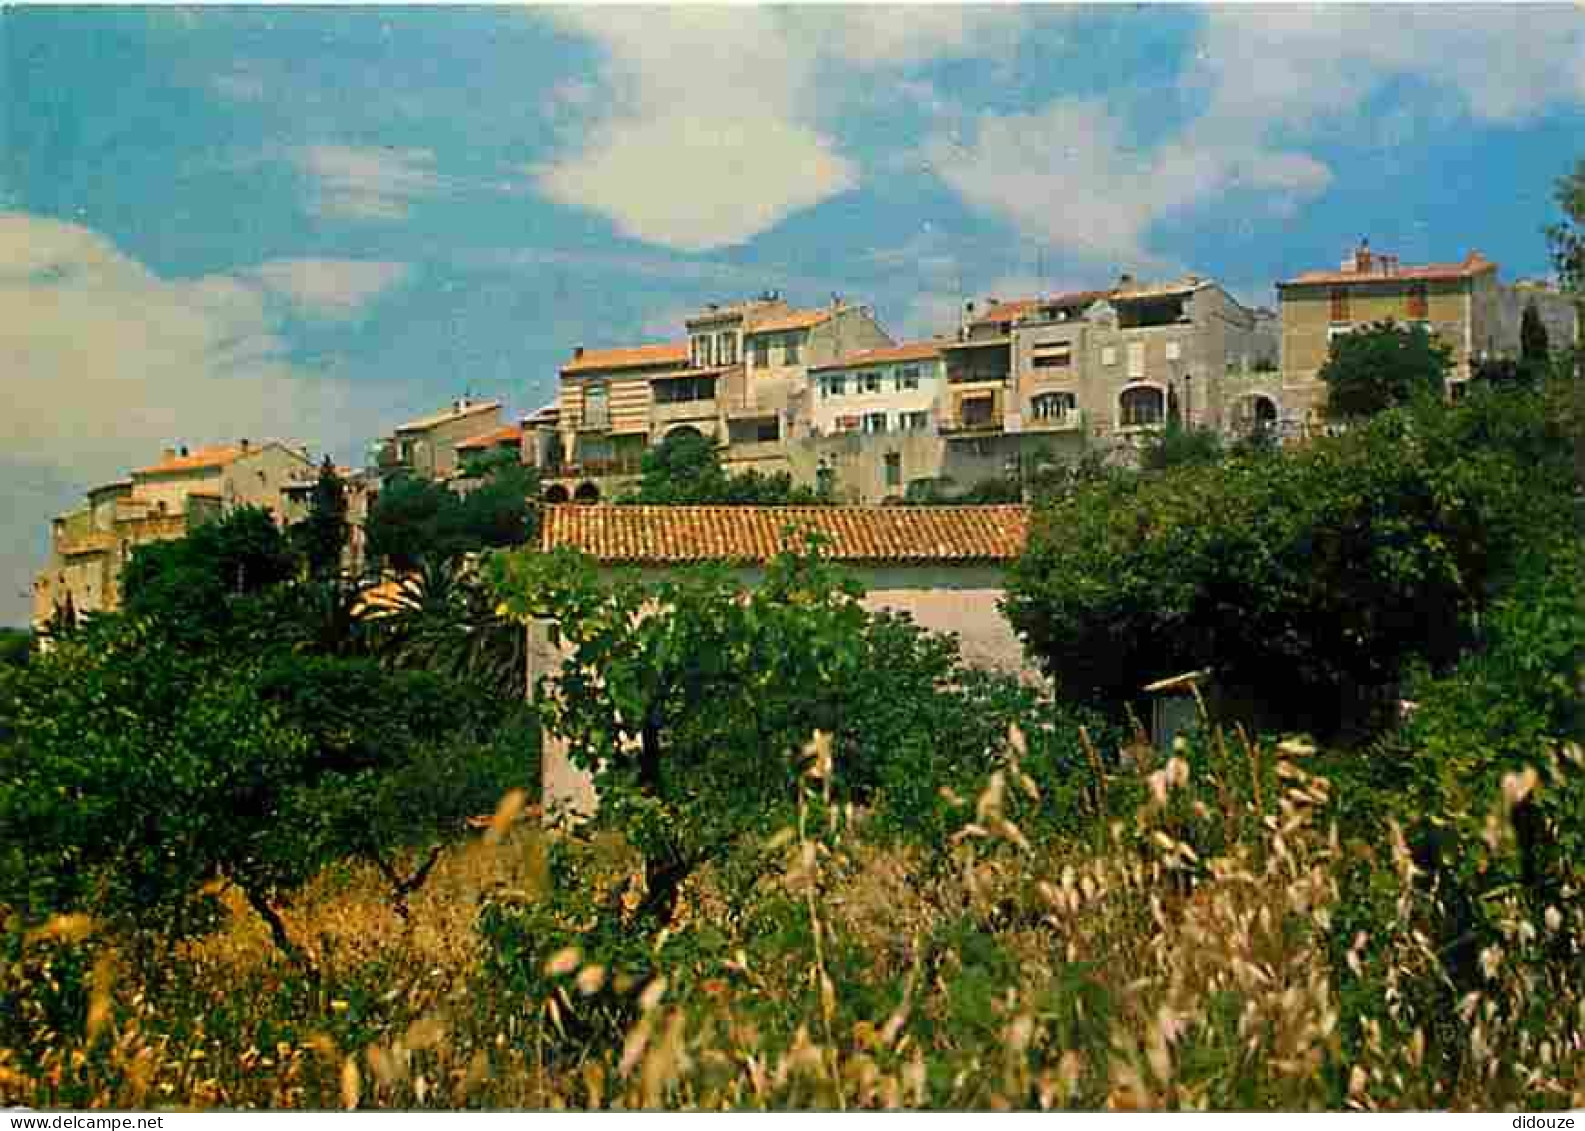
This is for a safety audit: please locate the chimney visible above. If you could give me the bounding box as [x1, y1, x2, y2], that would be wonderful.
[162, 446, 177, 463]
[180, 445, 189, 457]
[1117, 273, 1135, 290]
[572, 345, 585, 360]
[240, 438, 250, 453]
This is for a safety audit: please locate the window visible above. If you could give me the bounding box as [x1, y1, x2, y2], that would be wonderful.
[690, 335, 707, 367]
[1126, 341, 1145, 379]
[863, 412, 888, 434]
[583, 383, 610, 429]
[884, 452, 901, 487]
[718, 331, 737, 365]
[861, 372, 882, 394]
[960, 395, 995, 427]
[1101, 346, 1117, 366]
[1330, 287, 1350, 323]
[785, 336, 801, 365]
[898, 366, 921, 390]
[1032, 391, 1077, 420]
[1407, 283, 1428, 320]
[752, 337, 770, 368]
[697, 335, 714, 368]
[1032, 341, 1073, 369]
[835, 414, 861, 433]
[755, 420, 780, 442]
[1165, 341, 1181, 362]
[901, 410, 931, 432]
[827, 374, 848, 396]
[654, 375, 716, 404]
[1119, 385, 1165, 428]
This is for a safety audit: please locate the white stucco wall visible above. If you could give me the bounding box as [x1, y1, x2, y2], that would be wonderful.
[526, 559, 1041, 820]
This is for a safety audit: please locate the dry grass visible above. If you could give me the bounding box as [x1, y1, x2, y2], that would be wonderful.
[2, 729, 1581, 1110]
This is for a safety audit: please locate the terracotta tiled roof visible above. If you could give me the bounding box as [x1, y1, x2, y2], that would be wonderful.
[1279, 252, 1496, 288]
[562, 342, 690, 374]
[134, 445, 243, 476]
[395, 401, 502, 433]
[456, 424, 525, 451]
[540, 504, 1030, 565]
[807, 341, 943, 373]
[746, 307, 838, 334]
[972, 299, 1042, 326]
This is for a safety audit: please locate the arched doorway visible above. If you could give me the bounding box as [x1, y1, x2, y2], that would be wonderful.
[573, 482, 601, 504]
[1233, 393, 1279, 434]
[1118, 384, 1166, 428]
[665, 424, 705, 441]
[543, 484, 570, 504]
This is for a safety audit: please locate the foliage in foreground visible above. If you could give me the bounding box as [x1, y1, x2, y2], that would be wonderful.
[2, 714, 1579, 1110]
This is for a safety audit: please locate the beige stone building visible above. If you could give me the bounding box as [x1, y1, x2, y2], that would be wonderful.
[927, 277, 1277, 472]
[33, 440, 312, 630]
[375, 398, 503, 481]
[529, 502, 1037, 817]
[539, 296, 892, 502]
[1275, 241, 1580, 422]
[546, 341, 693, 503]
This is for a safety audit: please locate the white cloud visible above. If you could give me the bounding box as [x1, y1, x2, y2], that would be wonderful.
[925, 6, 1585, 268]
[249, 258, 412, 322]
[531, 7, 1031, 253]
[0, 211, 358, 504]
[293, 144, 445, 221]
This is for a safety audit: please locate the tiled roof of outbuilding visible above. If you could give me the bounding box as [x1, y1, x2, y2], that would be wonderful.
[539, 504, 1030, 565]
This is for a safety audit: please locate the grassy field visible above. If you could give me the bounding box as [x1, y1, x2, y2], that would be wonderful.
[3, 726, 1580, 1111]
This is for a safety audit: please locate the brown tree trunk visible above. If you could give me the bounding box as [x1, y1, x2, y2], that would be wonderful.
[241, 882, 316, 979]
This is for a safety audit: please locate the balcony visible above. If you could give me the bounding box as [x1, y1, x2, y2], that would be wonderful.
[650, 397, 718, 427]
[544, 455, 646, 479]
[1022, 408, 1084, 432]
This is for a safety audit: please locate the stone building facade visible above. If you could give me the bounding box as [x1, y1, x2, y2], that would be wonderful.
[527, 502, 1037, 819]
[32, 440, 312, 630]
[375, 399, 503, 482]
[1275, 241, 1580, 422]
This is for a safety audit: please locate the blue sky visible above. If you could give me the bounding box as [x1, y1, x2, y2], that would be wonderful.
[4, 4, 1584, 624]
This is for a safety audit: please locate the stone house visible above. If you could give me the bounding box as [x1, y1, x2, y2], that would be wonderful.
[929, 278, 1276, 474]
[376, 398, 503, 482]
[528, 502, 1037, 817]
[32, 440, 312, 630]
[547, 341, 693, 502]
[539, 296, 892, 502]
[1275, 241, 1580, 422]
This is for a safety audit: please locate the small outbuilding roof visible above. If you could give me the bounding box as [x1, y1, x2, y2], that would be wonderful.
[539, 504, 1031, 565]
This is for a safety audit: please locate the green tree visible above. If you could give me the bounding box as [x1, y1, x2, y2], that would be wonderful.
[364, 475, 460, 572]
[1544, 157, 1585, 495]
[0, 614, 529, 964]
[1319, 319, 1452, 420]
[0, 629, 28, 669]
[1140, 421, 1225, 472]
[1003, 389, 1570, 736]
[367, 465, 538, 572]
[121, 506, 297, 646]
[372, 555, 528, 701]
[621, 430, 827, 505]
[1520, 300, 1551, 371]
[295, 456, 349, 579]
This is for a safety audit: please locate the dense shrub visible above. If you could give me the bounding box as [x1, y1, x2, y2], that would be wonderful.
[1004, 388, 1572, 735]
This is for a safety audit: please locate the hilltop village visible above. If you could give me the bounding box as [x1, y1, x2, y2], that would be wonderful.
[32, 239, 1578, 631]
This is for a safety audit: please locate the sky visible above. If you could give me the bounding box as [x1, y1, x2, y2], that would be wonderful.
[3, 3, 1584, 625]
